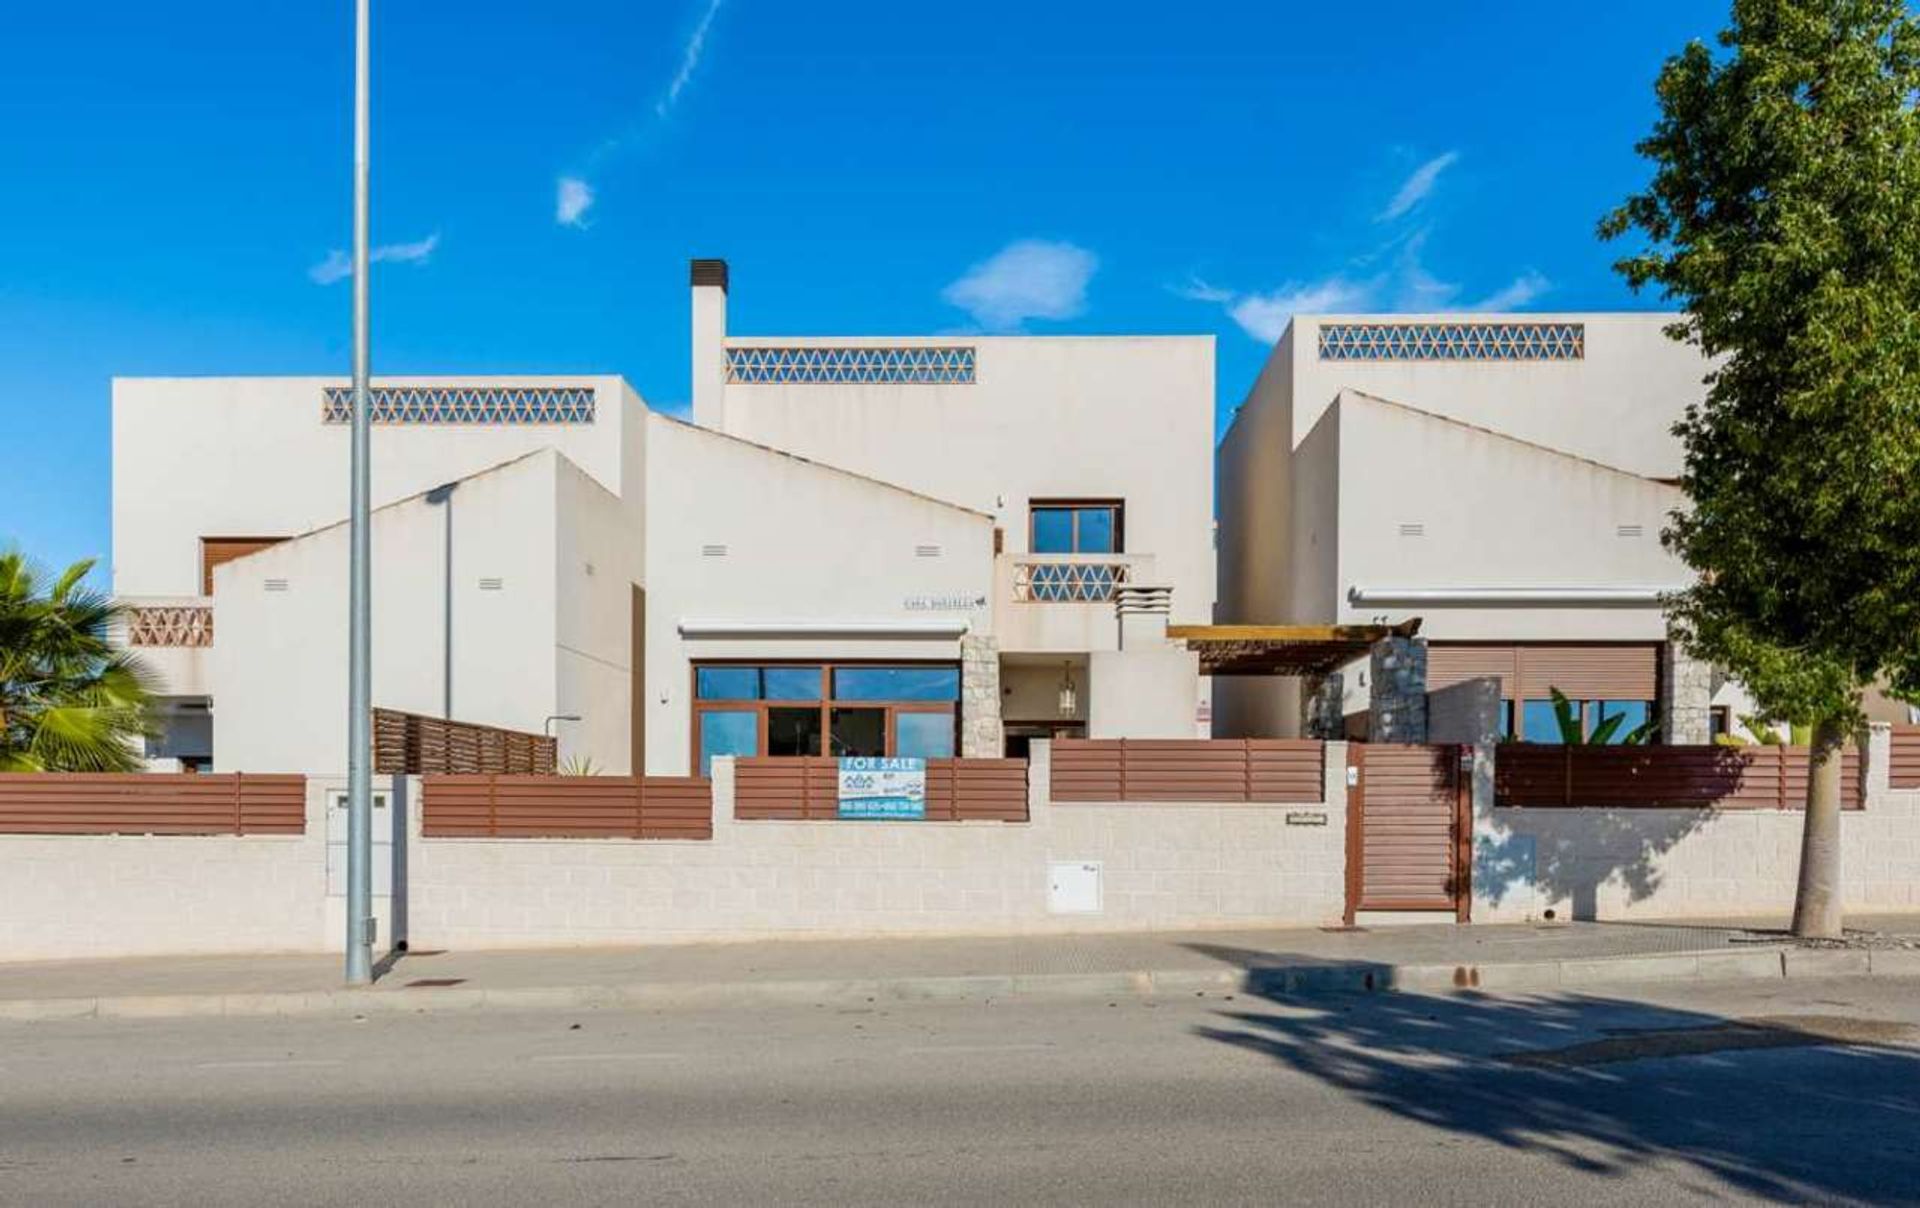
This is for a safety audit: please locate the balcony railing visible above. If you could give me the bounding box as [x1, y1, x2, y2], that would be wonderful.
[1011, 556, 1134, 603]
[125, 604, 214, 648]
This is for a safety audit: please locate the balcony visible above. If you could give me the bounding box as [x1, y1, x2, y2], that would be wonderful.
[116, 597, 214, 697]
[996, 554, 1156, 654]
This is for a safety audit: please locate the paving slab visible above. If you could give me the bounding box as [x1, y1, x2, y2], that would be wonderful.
[1, 913, 1914, 1021]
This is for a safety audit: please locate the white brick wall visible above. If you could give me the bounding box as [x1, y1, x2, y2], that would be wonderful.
[404, 742, 1350, 949]
[0, 783, 330, 960]
[1474, 726, 1920, 922]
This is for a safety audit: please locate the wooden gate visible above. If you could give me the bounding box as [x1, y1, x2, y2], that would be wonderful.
[1345, 744, 1471, 923]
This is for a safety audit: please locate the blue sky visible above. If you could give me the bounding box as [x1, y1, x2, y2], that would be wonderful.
[2, 0, 1727, 576]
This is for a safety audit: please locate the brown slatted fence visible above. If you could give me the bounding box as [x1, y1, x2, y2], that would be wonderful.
[1891, 726, 1920, 790]
[734, 758, 1029, 821]
[1049, 739, 1324, 803]
[422, 776, 712, 839]
[1495, 744, 1863, 810]
[0, 774, 306, 835]
[1349, 744, 1466, 916]
[374, 708, 556, 775]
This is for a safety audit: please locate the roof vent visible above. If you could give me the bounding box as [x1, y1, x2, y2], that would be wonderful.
[915, 544, 942, 558]
[478, 577, 504, 591]
[690, 258, 729, 292]
[1617, 524, 1644, 538]
[263, 578, 289, 592]
[701, 544, 729, 558]
[1398, 523, 1425, 538]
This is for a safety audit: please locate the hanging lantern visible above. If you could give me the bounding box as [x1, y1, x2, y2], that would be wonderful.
[1057, 661, 1079, 718]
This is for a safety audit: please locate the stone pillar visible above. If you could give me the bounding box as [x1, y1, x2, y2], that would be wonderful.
[959, 635, 1003, 758]
[1659, 641, 1712, 745]
[1300, 672, 1345, 739]
[1368, 637, 1428, 743]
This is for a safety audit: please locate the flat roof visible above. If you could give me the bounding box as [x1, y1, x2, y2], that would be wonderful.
[1168, 620, 1422, 676]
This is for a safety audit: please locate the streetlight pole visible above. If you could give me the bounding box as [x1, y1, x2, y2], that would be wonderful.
[344, 0, 375, 986]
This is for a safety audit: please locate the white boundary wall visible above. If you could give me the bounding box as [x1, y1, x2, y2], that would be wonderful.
[403, 741, 1348, 949]
[0, 781, 332, 960]
[1474, 725, 1920, 921]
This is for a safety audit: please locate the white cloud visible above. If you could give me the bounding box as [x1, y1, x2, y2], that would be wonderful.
[657, 0, 723, 119]
[1170, 277, 1235, 304]
[1470, 270, 1551, 311]
[1226, 278, 1377, 343]
[559, 0, 724, 227]
[307, 232, 441, 285]
[1388, 230, 1459, 311]
[555, 176, 594, 227]
[1379, 151, 1460, 222]
[941, 240, 1099, 331]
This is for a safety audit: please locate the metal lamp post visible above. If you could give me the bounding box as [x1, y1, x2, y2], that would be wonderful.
[344, 0, 375, 986]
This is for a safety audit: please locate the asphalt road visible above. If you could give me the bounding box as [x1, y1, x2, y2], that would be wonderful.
[3, 976, 1918, 1206]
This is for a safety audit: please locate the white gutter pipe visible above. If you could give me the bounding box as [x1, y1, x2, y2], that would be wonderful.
[678, 619, 972, 639]
[1346, 586, 1685, 607]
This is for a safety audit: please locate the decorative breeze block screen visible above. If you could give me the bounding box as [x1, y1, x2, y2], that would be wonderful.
[726, 346, 977, 384]
[322, 386, 596, 424]
[1318, 322, 1585, 362]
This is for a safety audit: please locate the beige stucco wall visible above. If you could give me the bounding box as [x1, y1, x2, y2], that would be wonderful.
[210, 451, 567, 773]
[1330, 391, 1688, 640]
[639, 415, 997, 775]
[110, 375, 636, 598]
[1285, 314, 1707, 479]
[710, 335, 1217, 640]
[406, 741, 1347, 948]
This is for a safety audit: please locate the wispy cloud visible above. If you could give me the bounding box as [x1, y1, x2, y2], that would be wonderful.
[1225, 278, 1377, 343]
[558, 0, 724, 228]
[1176, 148, 1550, 341]
[941, 240, 1099, 331]
[1171, 277, 1235, 304]
[307, 232, 441, 285]
[1379, 151, 1459, 221]
[657, 0, 723, 119]
[1470, 270, 1552, 311]
[555, 177, 595, 228]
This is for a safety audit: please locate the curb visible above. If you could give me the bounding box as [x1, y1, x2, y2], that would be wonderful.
[2, 945, 1913, 1023]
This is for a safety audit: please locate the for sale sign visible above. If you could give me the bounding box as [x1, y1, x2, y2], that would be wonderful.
[836, 757, 927, 820]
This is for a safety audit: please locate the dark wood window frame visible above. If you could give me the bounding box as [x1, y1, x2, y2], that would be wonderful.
[1027, 499, 1125, 554]
[690, 660, 962, 771]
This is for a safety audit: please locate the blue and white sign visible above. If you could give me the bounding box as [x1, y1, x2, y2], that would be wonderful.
[837, 756, 927, 820]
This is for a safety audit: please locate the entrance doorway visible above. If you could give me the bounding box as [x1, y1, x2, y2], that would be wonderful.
[1344, 744, 1472, 923]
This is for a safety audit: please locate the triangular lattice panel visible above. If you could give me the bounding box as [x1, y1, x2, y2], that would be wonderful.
[726, 346, 976, 385]
[322, 386, 597, 424]
[1317, 322, 1584, 362]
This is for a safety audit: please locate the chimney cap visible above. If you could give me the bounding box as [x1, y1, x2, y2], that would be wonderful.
[690, 258, 729, 292]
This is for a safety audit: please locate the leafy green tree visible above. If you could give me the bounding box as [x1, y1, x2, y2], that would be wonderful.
[0, 551, 157, 772]
[1602, 0, 1920, 937]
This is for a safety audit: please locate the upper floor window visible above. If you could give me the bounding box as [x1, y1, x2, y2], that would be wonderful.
[1029, 501, 1123, 555]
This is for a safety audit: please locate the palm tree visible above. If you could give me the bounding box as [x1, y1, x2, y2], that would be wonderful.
[0, 550, 157, 772]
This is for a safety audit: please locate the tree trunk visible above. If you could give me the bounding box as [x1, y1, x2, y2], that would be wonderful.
[1789, 715, 1848, 940]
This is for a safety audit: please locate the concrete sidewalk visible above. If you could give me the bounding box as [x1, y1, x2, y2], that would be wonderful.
[4, 915, 1918, 1022]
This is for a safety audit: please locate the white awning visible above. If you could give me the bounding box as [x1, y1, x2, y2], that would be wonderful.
[676, 618, 972, 639]
[1346, 586, 1685, 607]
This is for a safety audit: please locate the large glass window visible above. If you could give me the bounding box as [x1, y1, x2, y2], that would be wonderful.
[1029, 501, 1123, 555]
[832, 666, 961, 702]
[697, 710, 758, 776]
[897, 711, 958, 758]
[692, 663, 959, 767]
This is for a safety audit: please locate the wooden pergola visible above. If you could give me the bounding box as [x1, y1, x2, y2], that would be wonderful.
[1166, 619, 1422, 677]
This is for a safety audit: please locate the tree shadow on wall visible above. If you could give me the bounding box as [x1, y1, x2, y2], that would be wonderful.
[1188, 966, 1920, 1202]
[1474, 744, 1772, 921]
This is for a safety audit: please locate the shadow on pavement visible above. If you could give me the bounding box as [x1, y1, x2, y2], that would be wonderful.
[1185, 945, 1920, 1202]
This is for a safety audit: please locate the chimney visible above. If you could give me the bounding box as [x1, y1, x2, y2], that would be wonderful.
[690, 258, 728, 430]
[1114, 585, 1173, 650]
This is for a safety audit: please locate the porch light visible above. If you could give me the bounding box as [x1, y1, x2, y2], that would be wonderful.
[1057, 662, 1078, 718]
